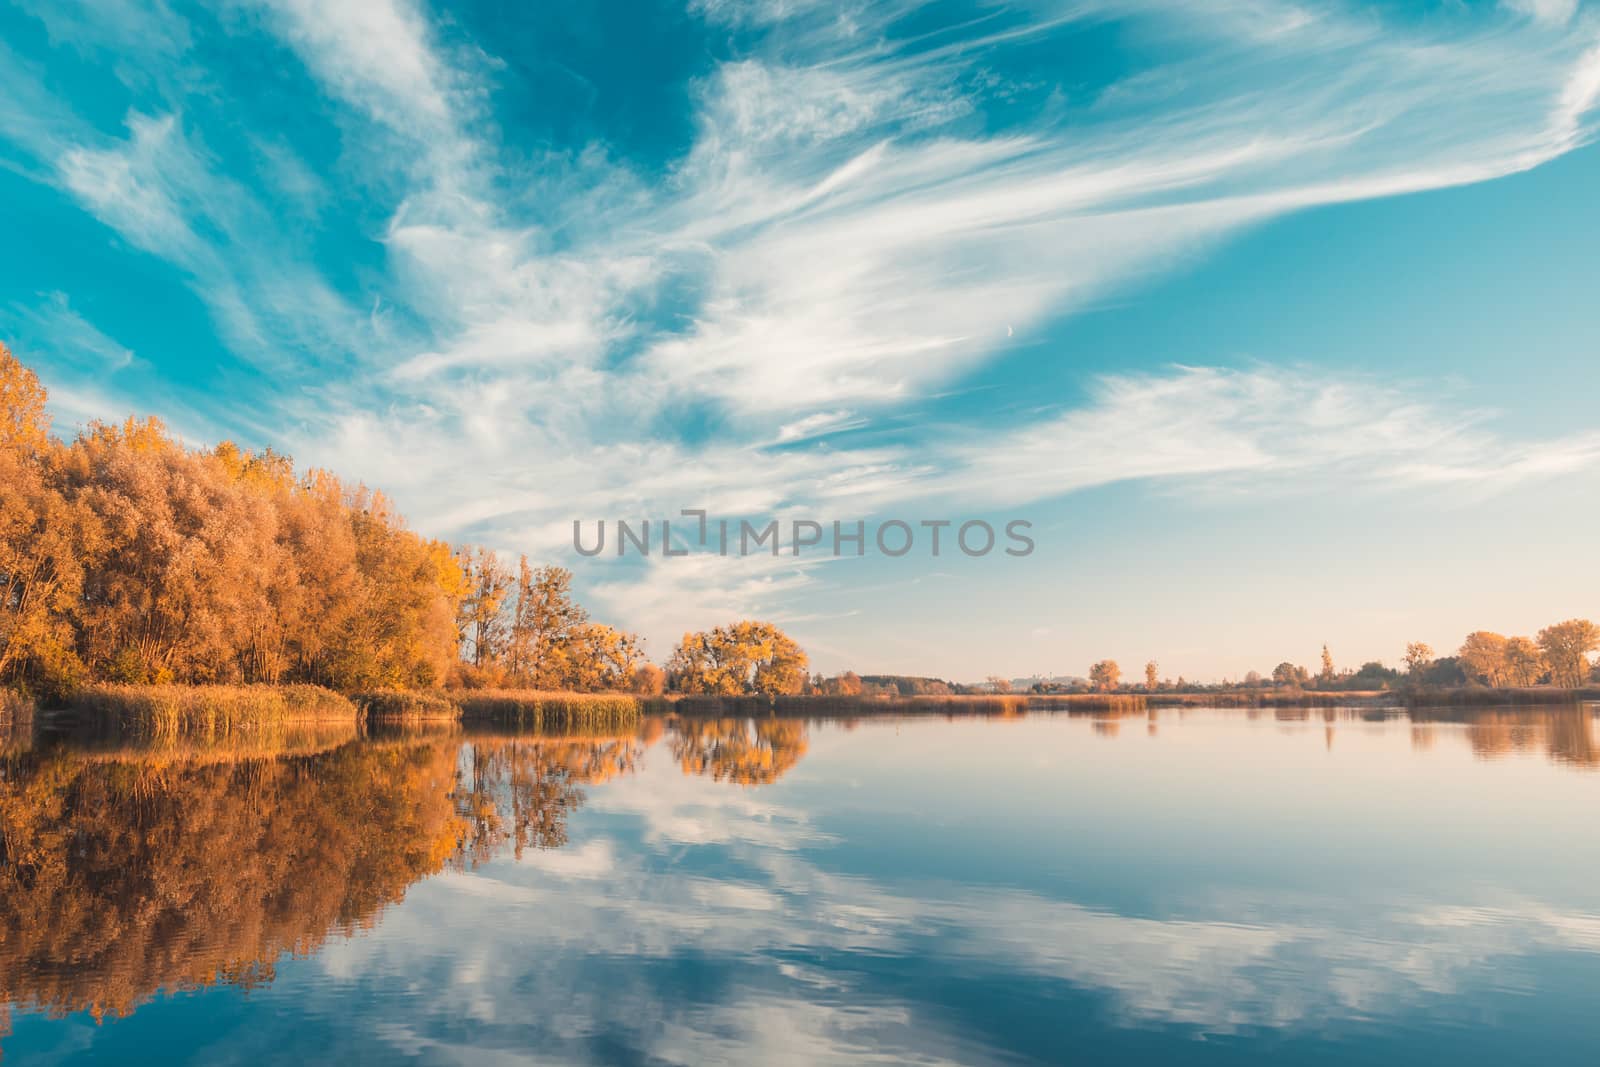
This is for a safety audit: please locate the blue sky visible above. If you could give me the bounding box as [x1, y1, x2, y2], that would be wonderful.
[2, 0, 1599, 680]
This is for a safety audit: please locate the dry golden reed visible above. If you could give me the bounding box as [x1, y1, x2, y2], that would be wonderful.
[454, 689, 642, 733]
[355, 689, 461, 720]
[69, 684, 357, 741]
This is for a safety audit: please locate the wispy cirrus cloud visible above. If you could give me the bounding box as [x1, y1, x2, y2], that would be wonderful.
[5, 0, 1600, 661]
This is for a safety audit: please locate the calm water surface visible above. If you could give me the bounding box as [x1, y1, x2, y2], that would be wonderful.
[4, 706, 1600, 1064]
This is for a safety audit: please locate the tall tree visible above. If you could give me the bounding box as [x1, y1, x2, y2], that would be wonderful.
[1144, 660, 1159, 691]
[1537, 619, 1600, 689]
[0, 346, 90, 695]
[549, 623, 645, 691]
[508, 564, 589, 689]
[1458, 631, 1510, 687]
[1503, 636, 1546, 687]
[457, 547, 512, 669]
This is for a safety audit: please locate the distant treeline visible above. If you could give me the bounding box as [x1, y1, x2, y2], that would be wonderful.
[1039, 622, 1600, 699]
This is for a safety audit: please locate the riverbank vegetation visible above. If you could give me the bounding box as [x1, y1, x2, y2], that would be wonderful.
[67, 684, 356, 741]
[355, 689, 461, 722]
[454, 690, 642, 733]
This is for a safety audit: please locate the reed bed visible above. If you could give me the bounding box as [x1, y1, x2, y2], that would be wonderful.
[654, 693, 1148, 718]
[355, 689, 461, 721]
[67, 683, 357, 741]
[1405, 686, 1600, 708]
[636, 694, 1139, 716]
[1022, 693, 1149, 713]
[778, 693, 1036, 716]
[1147, 691, 1394, 709]
[454, 689, 642, 733]
[655, 694, 779, 717]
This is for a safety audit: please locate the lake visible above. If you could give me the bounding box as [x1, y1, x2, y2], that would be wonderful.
[4, 704, 1600, 1064]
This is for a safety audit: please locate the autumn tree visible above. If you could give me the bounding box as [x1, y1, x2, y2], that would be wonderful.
[1272, 662, 1308, 688]
[1144, 660, 1159, 691]
[1503, 636, 1545, 687]
[1537, 619, 1600, 689]
[457, 547, 512, 669]
[0, 345, 91, 696]
[1320, 644, 1335, 683]
[1404, 642, 1434, 681]
[666, 621, 809, 696]
[1458, 631, 1509, 687]
[0, 348, 468, 693]
[548, 623, 644, 691]
[986, 675, 1012, 694]
[1088, 660, 1120, 692]
[629, 662, 667, 695]
[507, 563, 589, 689]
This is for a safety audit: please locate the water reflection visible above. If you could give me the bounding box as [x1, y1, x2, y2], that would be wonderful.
[0, 739, 461, 1027]
[455, 734, 642, 862]
[669, 718, 809, 784]
[0, 730, 645, 1034]
[2, 705, 1599, 1063]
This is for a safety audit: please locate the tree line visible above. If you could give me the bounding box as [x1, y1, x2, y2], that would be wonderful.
[0, 345, 810, 700]
[1066, 622, 1600, 695]
[1, 347, 471, 697]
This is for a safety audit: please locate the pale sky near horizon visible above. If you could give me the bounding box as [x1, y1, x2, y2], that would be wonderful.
[3, 0, 1599, 681]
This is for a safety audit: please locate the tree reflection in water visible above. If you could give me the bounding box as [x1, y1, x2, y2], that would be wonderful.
[0, 729, 645, 1034]
[668, 717, 809, 785]
[453, 733, 641, 863]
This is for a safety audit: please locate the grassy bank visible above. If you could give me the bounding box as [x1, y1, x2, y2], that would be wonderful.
[66, 684, 357, 741]
[454, 690, 642, 733]
[652, 692, 1150, 717]
[778, 693, 1040, 716]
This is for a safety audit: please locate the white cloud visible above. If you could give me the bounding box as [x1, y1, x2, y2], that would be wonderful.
[57, 113, 209, 262]
[1502, 0, 1580, 28]
[245, 0, 460, 133]
[940, 365, 1600, 505]
[6, 291, 136, 373]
